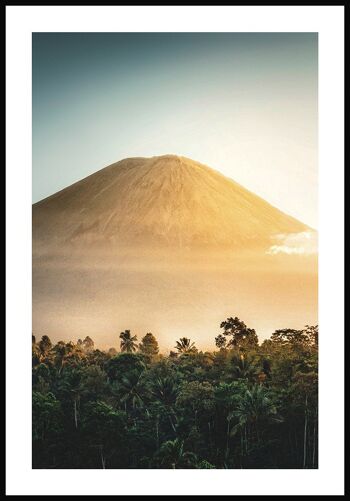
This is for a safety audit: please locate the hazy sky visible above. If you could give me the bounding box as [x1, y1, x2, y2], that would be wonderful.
[33, 33, 318, 227]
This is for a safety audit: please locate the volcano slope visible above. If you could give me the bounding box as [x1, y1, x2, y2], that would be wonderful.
[33, 155, 318, 350]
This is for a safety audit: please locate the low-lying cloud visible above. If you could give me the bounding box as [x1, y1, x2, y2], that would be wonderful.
[267, 231, 318, 255]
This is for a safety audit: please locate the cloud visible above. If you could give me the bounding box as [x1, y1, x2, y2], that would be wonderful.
[267, 231, 318, 255]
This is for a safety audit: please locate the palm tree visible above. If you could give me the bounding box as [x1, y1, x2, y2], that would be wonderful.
[150, 376, 178, 407]
[230, 355, 258, 381]
[156, 438, 197, 469]
[118, 371, 146, 411]
[119, 330, 138, 353]
[150, 376, 179, 432]
[229, 384, 282, 456]
[56, 367, 83, 429]
[175, 337, 197, 354]
[230, 385, 281, 427]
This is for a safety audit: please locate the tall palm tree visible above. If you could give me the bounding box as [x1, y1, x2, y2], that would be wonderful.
[175, 337, 197, 354]
[156, 438, 197, 469]
[230, 385, 281, 429]
[119, 330, 138, 353]
[229, 384, 282, 455]
[150, 376, 179, 431]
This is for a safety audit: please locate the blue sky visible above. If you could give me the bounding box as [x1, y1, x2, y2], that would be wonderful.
[32, 33, 318, 227]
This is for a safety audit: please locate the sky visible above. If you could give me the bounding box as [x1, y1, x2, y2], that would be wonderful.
[33, 33, 318, 228]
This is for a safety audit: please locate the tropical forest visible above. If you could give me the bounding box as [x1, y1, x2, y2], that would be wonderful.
[32, 317, 318, 469]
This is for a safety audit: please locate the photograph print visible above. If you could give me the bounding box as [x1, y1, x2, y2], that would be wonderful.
[32, 32, 318, 470]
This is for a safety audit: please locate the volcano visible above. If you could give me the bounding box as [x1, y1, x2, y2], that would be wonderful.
[32, 155, 317, 350]
[33, 155, 308, 251]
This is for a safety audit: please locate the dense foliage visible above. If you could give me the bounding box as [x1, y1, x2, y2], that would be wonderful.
[32, 319, 318, 469]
